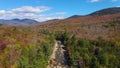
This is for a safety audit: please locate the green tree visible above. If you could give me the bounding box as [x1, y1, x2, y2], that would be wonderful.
[98, 53, 109, 66]
[90, 56, 100, 68]
[77, 39, 90, 47]
[84, 54, 91, 66]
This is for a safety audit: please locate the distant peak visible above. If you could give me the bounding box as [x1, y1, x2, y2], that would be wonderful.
[89, 7, 120, 16]
[68, 15, 84, 19]
[0, 18, 39, 26]
[12, 18, 21, 21]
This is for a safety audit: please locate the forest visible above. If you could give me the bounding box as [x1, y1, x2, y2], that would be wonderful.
[0, 19, 120, 68]
[55, 31, 120, 68]
[0, 26, 55, 68]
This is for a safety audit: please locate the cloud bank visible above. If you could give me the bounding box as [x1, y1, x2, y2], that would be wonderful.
[89, 0, 118, 2]
[90, 0, 101, 2]
[0, 6, 66, 22]
[111, 0, 118, 2]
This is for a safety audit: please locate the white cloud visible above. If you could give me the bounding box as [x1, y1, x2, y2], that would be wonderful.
[111, 0, 117, 2]
[0, 6, 66, 21]
[90, 0, 101, 2]
[116, 6, 120, 7]
[12, 6, 51, 13]
[0, 10, 6, 14]
[89, 0, 119, 2]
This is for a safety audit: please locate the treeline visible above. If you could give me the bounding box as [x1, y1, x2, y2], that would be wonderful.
[55, 31, 120, 68]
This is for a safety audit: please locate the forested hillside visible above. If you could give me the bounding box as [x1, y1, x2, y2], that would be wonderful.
[55, 31, 120, 68]
[0, 25, 55, 68]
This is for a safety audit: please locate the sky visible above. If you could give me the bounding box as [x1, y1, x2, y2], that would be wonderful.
[0, 0, 120, 21]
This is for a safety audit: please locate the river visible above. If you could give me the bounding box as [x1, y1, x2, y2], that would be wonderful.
[47, 41, 69, 68]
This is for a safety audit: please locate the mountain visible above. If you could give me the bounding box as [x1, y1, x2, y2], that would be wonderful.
[0, 18, 39, 26]
[68, 7, 120, 18]
[89, 7, 120, 16]
[32, 7, 120, 41]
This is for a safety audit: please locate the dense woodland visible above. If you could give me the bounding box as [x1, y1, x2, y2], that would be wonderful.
[0, 26, 55, 68]
[55, 31, 120, 68]
[0, 19, 120, 68]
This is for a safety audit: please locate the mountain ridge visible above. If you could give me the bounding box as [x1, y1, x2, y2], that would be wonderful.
[89, 7, 120, 16]
[68, 7, 120, 18]
[0, 18, 39, 26]
[31, 7, 120, 41]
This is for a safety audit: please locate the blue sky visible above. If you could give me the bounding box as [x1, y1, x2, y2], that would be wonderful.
[0, 0, 120, 21]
